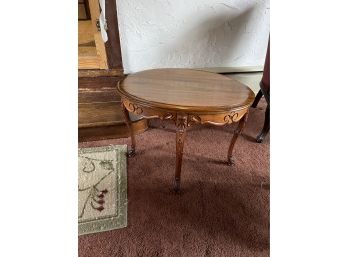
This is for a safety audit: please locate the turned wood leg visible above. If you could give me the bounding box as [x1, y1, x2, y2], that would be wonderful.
[174, 115, 187, 193]
[227, 111, 249, 166]
[251, 89, 263, 108]
[122, 103, 136, 157]
[256, 104, 270, 143]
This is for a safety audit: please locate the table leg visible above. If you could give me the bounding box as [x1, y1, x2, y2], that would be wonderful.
[174, 115, 187, 193]
[122, 103, 136, 157]
[227, 111, 249, 166]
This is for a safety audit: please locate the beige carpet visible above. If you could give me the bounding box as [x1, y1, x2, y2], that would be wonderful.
[78, 145, 127, 235]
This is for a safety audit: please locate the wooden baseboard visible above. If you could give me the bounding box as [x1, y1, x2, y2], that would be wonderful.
[198, 66, 264, 74]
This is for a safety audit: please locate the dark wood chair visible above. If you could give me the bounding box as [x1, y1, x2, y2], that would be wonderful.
[252, 38, 270, 143]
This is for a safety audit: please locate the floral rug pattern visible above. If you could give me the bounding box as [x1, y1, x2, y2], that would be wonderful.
[78, 145, 127, 235]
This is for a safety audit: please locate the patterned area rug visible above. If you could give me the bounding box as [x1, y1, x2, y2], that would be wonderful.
[78, 145, 127, 235]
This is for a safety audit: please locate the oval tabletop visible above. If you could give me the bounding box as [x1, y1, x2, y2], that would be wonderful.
[117, 69, 255, 113]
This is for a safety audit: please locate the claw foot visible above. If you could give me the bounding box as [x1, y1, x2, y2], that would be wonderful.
[256, 134, 264, 143]
[227, 157, 235, 166]
[174, 178, 181, 193]
[127, 148, 136, 157]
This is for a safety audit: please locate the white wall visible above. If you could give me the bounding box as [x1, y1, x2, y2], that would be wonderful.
[116, 0, 269, 74]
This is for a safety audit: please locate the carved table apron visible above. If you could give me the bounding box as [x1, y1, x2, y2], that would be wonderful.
[116, 69, 255, 192]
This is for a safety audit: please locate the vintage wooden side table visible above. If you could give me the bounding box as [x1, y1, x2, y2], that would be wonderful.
[116, 69, 255, 192]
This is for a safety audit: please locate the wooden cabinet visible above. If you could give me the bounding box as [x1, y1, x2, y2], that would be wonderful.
[78, 0, 108, 69]
[78, 0, 147, 142]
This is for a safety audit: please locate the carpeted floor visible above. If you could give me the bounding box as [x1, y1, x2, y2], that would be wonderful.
[78, 98, 270, 257]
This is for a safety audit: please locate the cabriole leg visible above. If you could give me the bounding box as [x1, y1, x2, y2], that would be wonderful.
[174, 115, 187, 193]
[122, 103, 136, 157]
[227, 111, 249, 165]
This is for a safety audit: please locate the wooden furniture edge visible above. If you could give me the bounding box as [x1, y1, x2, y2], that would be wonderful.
[116, 83, 255, 114]
[198, 66, 264, 74]
[105, 0, 123, 69]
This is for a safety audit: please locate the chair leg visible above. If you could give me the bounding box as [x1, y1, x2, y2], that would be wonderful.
[256, 104, 270, 143]
[251, 89, 263, 108]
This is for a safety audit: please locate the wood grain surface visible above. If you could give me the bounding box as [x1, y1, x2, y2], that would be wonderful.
[105, 0, 123, 69]
[117, 69, 255, 113]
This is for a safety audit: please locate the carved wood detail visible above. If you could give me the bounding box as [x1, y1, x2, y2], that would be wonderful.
[122, 98, 249, 127]
[127, 102, 143, 115]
